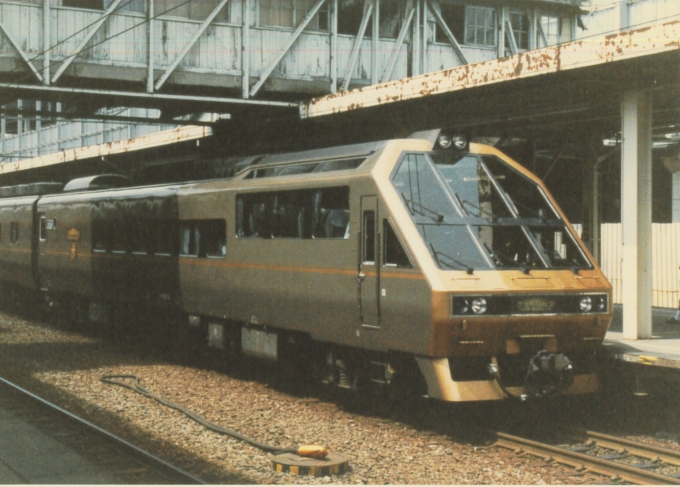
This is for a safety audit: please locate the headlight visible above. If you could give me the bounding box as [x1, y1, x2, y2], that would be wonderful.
[454, 299, 469, 315]
[595, 296, 607, 312]
[437, 134, 452, 149]
[452, 134, 468, 150]
[471, 298, 487, 315]
[579, 296, 592, 313]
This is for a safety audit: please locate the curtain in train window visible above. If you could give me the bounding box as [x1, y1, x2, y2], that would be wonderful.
[180, 222, 200, 257]
[200, 220, 226, 258]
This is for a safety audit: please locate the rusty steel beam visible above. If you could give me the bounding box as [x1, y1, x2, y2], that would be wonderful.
[301, 20, 680, 119]
[0, 19, 43, 83]
[52, 0, 124, 84]
[249, 0, 327, 98]
[154, 0, 231, 91]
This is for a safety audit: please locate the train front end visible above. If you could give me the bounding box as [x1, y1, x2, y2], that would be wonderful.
[382, 138, 612, 402]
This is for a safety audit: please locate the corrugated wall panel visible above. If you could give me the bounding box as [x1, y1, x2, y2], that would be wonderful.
[600, 223, 680, 307]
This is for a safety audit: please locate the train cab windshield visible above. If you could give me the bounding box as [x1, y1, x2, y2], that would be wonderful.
[392, 151, 593, 273]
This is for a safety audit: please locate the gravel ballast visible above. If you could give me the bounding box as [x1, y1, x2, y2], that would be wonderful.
[0, 310, 614, 484]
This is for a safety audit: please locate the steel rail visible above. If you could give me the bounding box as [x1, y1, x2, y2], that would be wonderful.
[495, 431, 680, 485]
[580, 430, 680, 468]
[0, 376, 205, 485]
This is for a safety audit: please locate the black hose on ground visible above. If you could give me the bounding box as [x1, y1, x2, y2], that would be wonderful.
[100, 374, 326, 457]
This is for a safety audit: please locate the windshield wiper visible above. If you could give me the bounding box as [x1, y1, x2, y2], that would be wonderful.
[401, 194, 445, 223]
[483, 243, 530, 274]
[430, 243, 473, 274]
[454, 193, 499, 219]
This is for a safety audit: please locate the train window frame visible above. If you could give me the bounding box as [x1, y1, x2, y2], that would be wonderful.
[243, 157, 365, 180]
[0, 222, 2, 243]
[383, 219, 412, 268]
[9, 222, 18, 245]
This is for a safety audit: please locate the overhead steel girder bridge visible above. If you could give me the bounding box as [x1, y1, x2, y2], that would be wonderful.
[0, 0, 585, 123]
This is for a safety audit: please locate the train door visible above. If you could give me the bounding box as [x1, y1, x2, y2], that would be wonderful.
[358, 196, 380, 328]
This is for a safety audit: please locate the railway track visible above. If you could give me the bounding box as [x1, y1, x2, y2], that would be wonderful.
[495, 429, 680, 484]
[0, 376, 205, 484]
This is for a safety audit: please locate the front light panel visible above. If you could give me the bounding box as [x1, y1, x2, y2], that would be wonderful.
[451, 293, 609, 317]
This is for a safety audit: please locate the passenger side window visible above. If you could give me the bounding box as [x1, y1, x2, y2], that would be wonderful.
[179, 219, 226, 258]
[10, 222, 18, 244]
[129, 220, 150, 255]
[383, 220, 412, 268]
[111, 219, 126, 253]
[154, 221, 176, 256]
[92, 220, 108, 252]
[236, 187, 350, 240]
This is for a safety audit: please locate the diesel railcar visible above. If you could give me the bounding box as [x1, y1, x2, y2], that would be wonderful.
[0, 133, 613, 402]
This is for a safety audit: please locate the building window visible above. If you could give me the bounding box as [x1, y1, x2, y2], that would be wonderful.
[260, 0, 328, 31]
[509, 10, 529, 51]
[63, 0, 104, 9]
[464, 6, 496, 47]
[435, 4, 465, 44]
[540, 15, 560, 46]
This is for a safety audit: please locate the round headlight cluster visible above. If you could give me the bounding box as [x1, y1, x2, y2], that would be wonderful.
[471, 298, 487, 314]
[437, 133, 468, 150]
[578, 294, 608, 313]
[579, 296, 592, 313]
[452, 296, 489, 316]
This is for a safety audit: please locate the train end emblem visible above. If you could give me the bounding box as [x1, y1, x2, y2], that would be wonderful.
[67, 228, 80, 241]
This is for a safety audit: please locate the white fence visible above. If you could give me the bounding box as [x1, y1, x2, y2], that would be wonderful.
[600, 223, 680, 307]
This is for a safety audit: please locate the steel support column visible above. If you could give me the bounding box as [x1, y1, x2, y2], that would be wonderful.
[330, 0, 337, 93]
[621, 90, 653, 340]
[43, 0, 50, 85]
[242, 0, 250, 98]
[371, 0, 379, 85]
[146, 0, 154, 93]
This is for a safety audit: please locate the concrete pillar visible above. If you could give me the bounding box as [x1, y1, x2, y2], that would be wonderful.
[621, 90, 653, 340]
[673, 173, 680, 223]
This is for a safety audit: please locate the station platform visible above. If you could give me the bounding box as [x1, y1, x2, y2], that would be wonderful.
[602, 305, 680, 371]
[0, 391, 120, 483]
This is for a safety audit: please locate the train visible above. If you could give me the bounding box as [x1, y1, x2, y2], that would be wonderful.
[0, 131, 613, 402]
